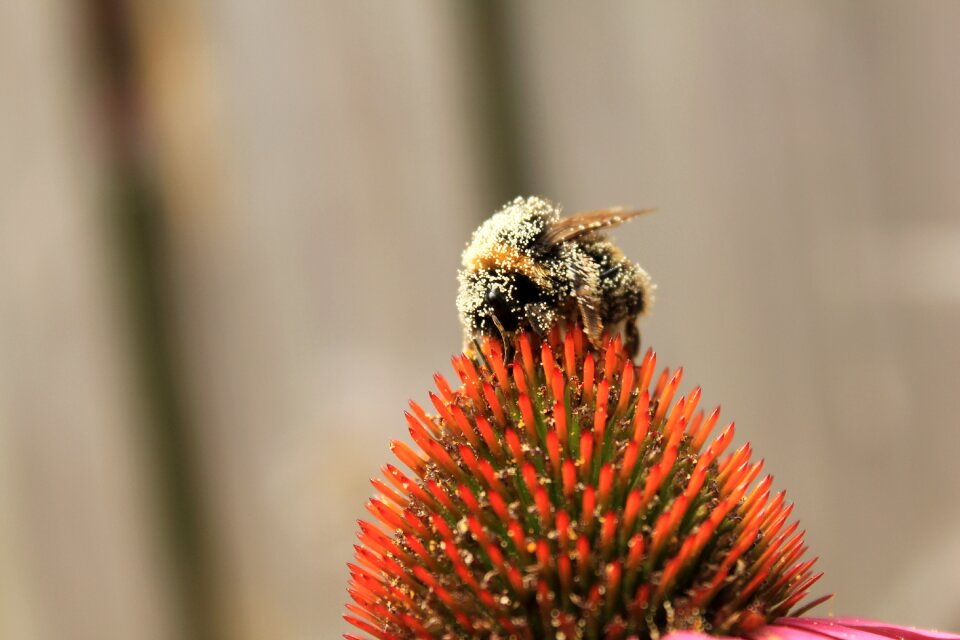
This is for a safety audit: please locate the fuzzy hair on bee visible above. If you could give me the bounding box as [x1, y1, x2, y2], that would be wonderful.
[457, 196, 655, 357]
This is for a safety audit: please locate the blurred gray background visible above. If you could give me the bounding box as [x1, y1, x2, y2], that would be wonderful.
[1, 1, 959, 639]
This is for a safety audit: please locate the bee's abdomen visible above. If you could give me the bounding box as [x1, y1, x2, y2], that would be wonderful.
[585, 241, 652, 322]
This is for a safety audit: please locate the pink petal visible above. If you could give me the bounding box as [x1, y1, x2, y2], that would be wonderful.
[667, 619, 959, 640]
[663, 632, 735, 640]
[752, 623, 855, 640]
[819, 618, 960, 640]
[776, 618, 960, 640]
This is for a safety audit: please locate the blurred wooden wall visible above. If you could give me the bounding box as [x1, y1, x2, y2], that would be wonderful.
[2, 2, 959, 640]
[0, 1, 178, 639]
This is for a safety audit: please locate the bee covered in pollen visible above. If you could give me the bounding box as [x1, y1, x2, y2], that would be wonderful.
[456, 196, 655, 357]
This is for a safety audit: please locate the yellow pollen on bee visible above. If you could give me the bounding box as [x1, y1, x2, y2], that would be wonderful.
[465, 246, 551, 286]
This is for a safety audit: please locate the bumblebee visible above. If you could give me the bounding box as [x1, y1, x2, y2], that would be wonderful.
[457, 196, 655, 357]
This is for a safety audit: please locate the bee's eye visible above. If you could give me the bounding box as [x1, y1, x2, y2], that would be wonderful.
[486, 285, 508, 312]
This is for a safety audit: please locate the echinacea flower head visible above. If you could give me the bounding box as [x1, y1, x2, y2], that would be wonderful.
[344, 325, 959, 640]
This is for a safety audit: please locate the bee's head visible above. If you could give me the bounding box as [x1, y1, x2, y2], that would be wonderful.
[456, 197, 561, 335]
[457, 269, 549, 335]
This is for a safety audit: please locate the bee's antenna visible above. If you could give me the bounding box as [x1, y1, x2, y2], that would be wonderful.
[483, 313, 515, 362]
[489, 313, 508, 343]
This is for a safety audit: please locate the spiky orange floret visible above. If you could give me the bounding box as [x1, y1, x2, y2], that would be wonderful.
[346, 326, 827, 640]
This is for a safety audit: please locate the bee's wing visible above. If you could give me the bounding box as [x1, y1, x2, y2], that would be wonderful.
[543, 207, 655, 245]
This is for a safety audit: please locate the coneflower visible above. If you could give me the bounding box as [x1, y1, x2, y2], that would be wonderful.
[345, 325, 957, 640]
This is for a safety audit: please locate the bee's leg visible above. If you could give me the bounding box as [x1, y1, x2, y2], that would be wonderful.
[575, 288, 605, 349]
[570, 256, 605, 348]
